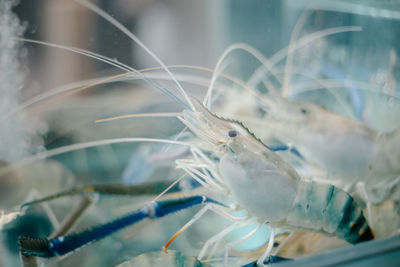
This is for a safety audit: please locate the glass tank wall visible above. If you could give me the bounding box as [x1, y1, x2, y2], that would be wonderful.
[1, 0, 399, 266]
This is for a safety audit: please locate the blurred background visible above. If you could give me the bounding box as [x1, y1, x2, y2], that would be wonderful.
[13, 0, 400, 90]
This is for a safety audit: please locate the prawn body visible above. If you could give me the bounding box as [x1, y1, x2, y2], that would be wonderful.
[264, 99, 378, 177]
[213, 93, 377, 178]
[226, 93, 400, 204]
[369, 129, 400, 177]
[264, 98, 400, 203]
[220, 147, 297, 222]
[218, 126, 373, 244]
[181, 98, 373, 244]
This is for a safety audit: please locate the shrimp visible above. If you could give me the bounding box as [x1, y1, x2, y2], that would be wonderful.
[17, 97, 373, 266]
[203, 28, 400, 209]
[219, 89, 400, 206]
[210, 67, 400, 242]
[180, 97, 373, 244]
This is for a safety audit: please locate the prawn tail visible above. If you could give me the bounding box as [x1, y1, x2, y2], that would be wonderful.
[335, 194, 374, 244]
[285, 180, 374, 244]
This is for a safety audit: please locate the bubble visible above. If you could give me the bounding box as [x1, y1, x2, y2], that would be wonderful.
[0, 0, 44, 162]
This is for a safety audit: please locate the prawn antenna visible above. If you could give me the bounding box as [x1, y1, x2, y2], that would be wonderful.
[19, 196, 225, 258]
[76, 0, 196, 111]
[95, 112, 183, 123]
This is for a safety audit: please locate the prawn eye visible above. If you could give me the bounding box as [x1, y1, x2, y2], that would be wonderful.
[228, 130, 237, 138]
[300, 108, 308, 115]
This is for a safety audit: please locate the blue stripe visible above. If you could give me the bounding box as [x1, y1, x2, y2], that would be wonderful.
[48, 210, 148, 256]
[336, 197, 355, 241]
[269, 145, 303, 159]
[154, 196, 224, 217]
[324, 185, 334, 211]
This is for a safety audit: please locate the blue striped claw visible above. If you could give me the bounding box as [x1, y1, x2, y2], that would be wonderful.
[19, 195, 224, 258]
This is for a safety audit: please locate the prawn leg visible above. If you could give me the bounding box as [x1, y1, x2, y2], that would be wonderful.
[257, 228, 275, 266]
[18, 195, 225, 258]
[49, 196, 93, 238]
[20, 181, 181, 208]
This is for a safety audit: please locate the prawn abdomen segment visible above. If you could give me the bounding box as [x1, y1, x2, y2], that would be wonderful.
[285, 180, 373, 244]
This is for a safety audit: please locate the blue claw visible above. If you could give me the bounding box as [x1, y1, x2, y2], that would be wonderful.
[19, 195, 225, 258]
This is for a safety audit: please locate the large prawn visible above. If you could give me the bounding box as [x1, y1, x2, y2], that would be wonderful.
[202, 26, 400, 209]
[17, 93, 374, 266]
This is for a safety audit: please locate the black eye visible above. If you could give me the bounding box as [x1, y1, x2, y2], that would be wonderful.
[228, 130, 237, 138]
[300, 108, 308, 114]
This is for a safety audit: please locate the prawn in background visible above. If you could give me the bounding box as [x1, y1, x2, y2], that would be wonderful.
[207, 10, 400, 239]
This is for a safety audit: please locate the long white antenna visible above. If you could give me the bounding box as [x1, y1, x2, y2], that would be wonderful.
[76, 0, 196, 111]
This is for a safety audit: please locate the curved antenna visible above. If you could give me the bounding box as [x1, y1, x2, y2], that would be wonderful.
[95, 112, 182, 123]
[38, 138, 192, 159]
[4, 64, 253, 122]
[204, 26, 362, 111]
[75, 0, 195, 111]
[19, 38, 189, 110]
[0, 137, 193, 179]
[291, 78, 400, 101]
[142, 64, 255, 93]
[284, 71, 355, 118]
[247, 26, 362, 89]
[203, 43, 282, 109]
[282, 10, 313, 97]
[1, 73, 126, 123]
[20, 38, 134, 73]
